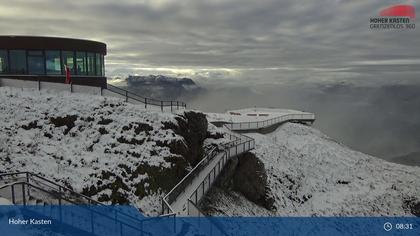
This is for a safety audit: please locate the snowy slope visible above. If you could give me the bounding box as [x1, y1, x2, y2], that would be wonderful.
[0, 87, 226, 216]
[204, 123, 420, 216]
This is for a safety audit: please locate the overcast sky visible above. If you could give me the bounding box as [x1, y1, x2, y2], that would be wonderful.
[1, 0, 419, 158]
[0, 0, 419, 86]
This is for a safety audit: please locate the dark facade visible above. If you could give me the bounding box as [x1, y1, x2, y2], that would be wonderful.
[0, 36, 107, 87]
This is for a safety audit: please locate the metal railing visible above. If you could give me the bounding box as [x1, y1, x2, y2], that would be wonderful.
[162, 125, 255, 215]
[105, 84, 187, 112]
[187, 128, 254, 209]
[0, 181, 152, 236]
[0, 172, 162, 236]
[0, 78, 187, 112]
[224, 113, 315, 131]
[161, 111, 314, 216]
[161, 147, 221, 215]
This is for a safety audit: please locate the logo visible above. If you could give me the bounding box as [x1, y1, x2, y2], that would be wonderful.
[370, 4, 416, 30]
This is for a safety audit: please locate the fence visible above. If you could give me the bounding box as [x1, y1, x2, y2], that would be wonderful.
[161, 111, 314, 217]
[0, 172, 175, 236]
[161, 147, 222, 215]
[162, 125, 255, 216]
[105, 84, 186, 112]
[0, 78, 187, 112]
[188, 130, 254, 208]
[224, 113, 315, 131]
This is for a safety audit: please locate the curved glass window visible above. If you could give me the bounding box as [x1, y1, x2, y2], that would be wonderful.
[62, 51, 75, 74]
[101, 54, 105, 76]
[76, 51, 86, 75]
[9, 50, 27, 74]
[0, 50, 7, 73]
[45, 50, 61, 75]
[28, 50, 45, 75]
[95, 53, 102, 76]
[87, 52, 95, 75]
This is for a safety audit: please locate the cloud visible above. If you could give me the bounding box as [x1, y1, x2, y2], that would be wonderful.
[0, 0, 419, 85]
[1, 0, 419, 161]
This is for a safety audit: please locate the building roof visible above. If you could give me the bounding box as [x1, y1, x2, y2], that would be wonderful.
[0, 35, 107, 55]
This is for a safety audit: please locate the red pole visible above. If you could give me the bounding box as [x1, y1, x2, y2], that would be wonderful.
[64, 65, 72, 84]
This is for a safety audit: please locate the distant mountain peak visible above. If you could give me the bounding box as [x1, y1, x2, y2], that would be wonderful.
[112, 74, 203, 101]
[127, 75, 196, 86]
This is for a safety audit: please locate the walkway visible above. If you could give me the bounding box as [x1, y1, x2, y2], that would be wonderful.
[162, 108, 315, 216]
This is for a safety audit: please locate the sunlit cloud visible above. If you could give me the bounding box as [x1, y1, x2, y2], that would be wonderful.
[0, 0, 419, 86]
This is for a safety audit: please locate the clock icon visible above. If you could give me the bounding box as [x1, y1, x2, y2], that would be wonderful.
[384, 222, 393, 232]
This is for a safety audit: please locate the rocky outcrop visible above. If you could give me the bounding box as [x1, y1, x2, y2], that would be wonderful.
[163, 111, 209, 166]
[403, 198, 420, 217]
[214, 152, 274, 210]
[82, 111, 213, 206]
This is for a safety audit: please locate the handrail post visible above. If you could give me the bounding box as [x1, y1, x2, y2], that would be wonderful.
[171, 101, 173, 112]
[11, 184, 15, 204]
[22, 183, 26, 205]
[161, 101, 163, 112]
[59, 186, 63, 222]
[195, 190, 198, 204]
[125, 91, 128, 102]
[177, 101, 179, 109]
[145, 98, 147, 109]
[26, 172, 30, 198]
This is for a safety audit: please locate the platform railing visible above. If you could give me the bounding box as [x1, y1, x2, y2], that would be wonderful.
[0, 172, 173, 236]
[188, 128, 254, 208]
[161, 111, 314, 217]
[105, 84, 187, 112]
[162, 147, 221, 213]
[161, 125, 255, 215]
[0, 78, 187, 112]
[224, 113, 315, 131]
[0, 179, 152, 236]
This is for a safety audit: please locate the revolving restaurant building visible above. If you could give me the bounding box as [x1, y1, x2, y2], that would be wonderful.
[0, 36, 107, 87]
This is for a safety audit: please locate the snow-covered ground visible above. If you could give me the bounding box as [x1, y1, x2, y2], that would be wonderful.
[2, 86, 419, 218]
[205, 123, 420, 216]
[0, 87, 225, 216]
[206, 107, 311, 123]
